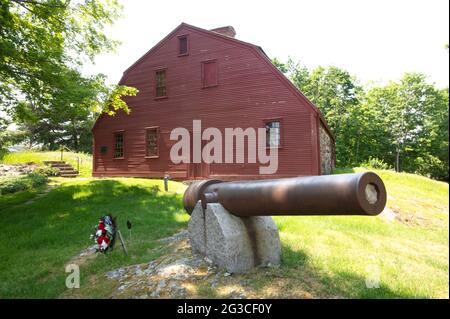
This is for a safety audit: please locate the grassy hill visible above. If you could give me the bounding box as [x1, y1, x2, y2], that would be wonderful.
[1, 151, 92, 177]
[0, 164, 447, 298]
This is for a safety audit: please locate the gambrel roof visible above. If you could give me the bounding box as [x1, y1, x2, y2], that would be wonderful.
[95, 22, 334, 141]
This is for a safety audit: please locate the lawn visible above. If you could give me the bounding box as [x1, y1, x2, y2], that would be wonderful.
[0, 177, 188, 298]
[1, 151, 93, 177]
[0, 168, 448, 298]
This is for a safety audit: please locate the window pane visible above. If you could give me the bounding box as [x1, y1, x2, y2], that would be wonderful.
[114, 133, 124, 158]
[147, 128, 159, 157]
[179, 37, 188, 55]
[156, 70, 166, 97]
[266, 121, 280, 147]
[203, 61, 218, 87]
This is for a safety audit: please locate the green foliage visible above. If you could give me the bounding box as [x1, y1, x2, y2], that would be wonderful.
[274, 58, 449, 181]
[271, 57, 288, 73]
[1, 151, 93, 177]
[34, 165, 59, 177]
[0, 171, 48, 195]
[0, 0, 138, 152]
[0, 172, 448, 298]
[0, 178, 188, 297]
[0, 129, 27, 149]
[360, 157, 392, 170]
[414, 154, 448, 181]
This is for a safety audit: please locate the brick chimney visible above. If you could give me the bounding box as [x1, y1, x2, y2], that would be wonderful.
[210, 26, 236, 38]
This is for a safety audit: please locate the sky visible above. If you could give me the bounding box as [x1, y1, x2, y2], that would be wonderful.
[84, 0, 449, 88]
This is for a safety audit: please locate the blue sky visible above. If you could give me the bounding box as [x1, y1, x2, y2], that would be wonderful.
[87, 0, 449, 88]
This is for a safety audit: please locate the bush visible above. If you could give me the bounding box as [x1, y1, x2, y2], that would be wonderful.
[0, 171, 48, 195]
[0, 178, 28, 195]
[27, 172, 48, 187]
[34, 166, 59, 177]
[414, 155, 449, 181]
[0, 149, 7, 160]
[361, 157, 392, 170]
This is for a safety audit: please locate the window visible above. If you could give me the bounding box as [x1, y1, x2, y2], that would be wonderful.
[114, 132, 124, 158]
[202, 60, 218, 88]
[178, 35, 188, 56]
[265, 121, 281, 148]
[146, 127, 159, 157]
[155, 69, 167, 98]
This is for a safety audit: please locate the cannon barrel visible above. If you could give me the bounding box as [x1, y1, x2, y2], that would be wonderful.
[183, 172, 387, 217]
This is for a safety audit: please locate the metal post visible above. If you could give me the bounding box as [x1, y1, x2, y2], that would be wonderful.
[164, 175, 169, 192]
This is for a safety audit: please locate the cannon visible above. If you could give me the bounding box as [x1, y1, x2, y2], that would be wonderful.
[184, 172, 387, 273]
[184, 172, 386, 216]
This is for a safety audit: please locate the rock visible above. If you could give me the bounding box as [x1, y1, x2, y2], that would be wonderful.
[157, 280, 167, 289]
[189, 202, 281, 273]
[158, 230, 189, 244]
[168, 281, 178, 289]
[106, 269, 124, 280]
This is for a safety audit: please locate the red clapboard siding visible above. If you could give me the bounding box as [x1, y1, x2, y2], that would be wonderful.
[92, 23, 335, 180]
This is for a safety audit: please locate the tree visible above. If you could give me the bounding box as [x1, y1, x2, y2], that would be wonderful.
[272, 58, 449, 180]
[0, 0, 138, 151]
[365, 73, 445, 174]
[276, 60, 364, 167]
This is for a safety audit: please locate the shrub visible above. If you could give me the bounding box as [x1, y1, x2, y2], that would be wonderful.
[361, 157, 392, 170]
[0, 171, 48, 195]
[0, 178, 28, 195]
[27, 172, 48, 187]
[34, 166, 59, 177]
[414, 155, 449, 181]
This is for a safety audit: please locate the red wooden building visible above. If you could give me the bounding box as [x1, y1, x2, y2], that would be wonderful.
[92, 23, 335, 180]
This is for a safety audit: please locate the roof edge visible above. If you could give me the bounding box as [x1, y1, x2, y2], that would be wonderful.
[109, 23, 335, 141]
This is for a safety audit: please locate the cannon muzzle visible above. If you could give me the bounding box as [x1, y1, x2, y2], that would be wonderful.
[183, 172, 387, 217]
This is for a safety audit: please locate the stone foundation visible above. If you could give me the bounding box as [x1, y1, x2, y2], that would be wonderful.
[188, 202, 281, 273]
[319, 124, 334, 174]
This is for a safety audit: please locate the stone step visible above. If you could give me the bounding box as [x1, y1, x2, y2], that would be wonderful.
[43, 160, 65, 165]
[44, 160, 79, 177]
[59, 170, 78, 174]
[60, 170, 78, 175]
[60, 173, 78, 178]
[48, 163, 71, 167]
[52, 165, 73, 170]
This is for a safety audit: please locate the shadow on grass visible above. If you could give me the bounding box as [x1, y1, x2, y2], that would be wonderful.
[265, 244, 427, 299]
[0, 179, 188, 298]
[194, 242, 423, 299]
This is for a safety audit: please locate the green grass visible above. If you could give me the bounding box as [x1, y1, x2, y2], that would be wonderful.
[0, 177, 188, 298]
[272, 168, 449, 298]
[0, 186, 47, 211]
[0, 168, 447, 298]
[1, 151, 93, 177]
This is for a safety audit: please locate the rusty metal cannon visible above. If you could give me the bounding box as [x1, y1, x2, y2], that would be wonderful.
[184, 172, 387, 217]
[184, 172, 387, 273]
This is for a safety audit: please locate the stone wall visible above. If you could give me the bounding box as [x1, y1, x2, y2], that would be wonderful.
[319, 125, 334, 175]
